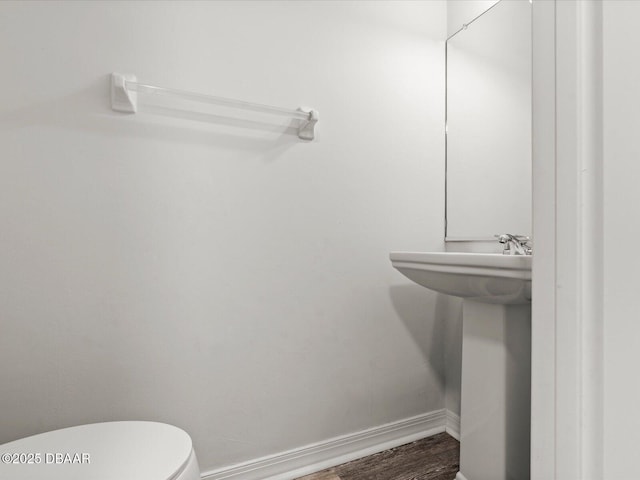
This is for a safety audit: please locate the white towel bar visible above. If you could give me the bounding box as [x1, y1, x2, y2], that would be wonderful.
[110, 73, 318, 140]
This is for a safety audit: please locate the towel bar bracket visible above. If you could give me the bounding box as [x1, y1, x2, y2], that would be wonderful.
[111, 73, 137, 113]
[297, 107, 319, 141]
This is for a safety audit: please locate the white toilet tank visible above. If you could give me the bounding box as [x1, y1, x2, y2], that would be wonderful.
[0, 421, 200, 480]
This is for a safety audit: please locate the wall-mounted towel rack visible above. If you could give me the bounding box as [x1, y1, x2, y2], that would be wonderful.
[110, 73, 319, 140]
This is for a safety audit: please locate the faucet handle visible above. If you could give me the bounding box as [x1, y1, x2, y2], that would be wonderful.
[495, 233, 530, 243]
[495, 234, 532, 255]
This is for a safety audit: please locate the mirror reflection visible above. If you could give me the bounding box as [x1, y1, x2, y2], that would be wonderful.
[445, 0, 531, 240]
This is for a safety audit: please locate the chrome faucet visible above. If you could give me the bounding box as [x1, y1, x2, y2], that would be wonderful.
[496, 234, 532, 255]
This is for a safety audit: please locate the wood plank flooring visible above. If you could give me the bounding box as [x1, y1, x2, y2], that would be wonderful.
[296, 432, 459, 480]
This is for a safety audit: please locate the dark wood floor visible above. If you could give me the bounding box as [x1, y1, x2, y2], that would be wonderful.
[297, 432, 459, 480]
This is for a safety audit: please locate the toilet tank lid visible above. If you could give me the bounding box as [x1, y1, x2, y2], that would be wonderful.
[0, 421, 193, 480]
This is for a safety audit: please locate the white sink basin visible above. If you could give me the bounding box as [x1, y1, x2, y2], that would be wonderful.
[390, 252, 532, 304]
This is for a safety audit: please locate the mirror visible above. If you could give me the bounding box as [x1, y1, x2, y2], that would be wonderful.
[445, 0, 531, 240]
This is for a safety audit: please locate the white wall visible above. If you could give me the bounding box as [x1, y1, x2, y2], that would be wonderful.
[603, 1, 640, 476]
[0, 0, 447, 473]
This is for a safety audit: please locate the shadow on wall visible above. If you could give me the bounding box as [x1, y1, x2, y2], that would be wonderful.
[0, 75, 301, 162]
[388, 284, 446, 388]
[442, 295, 462, 415]
[388, 284, 463, 414]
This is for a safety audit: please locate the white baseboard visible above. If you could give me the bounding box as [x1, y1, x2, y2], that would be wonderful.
[201, 408, 455, 480]
[445, 409, 460, 441]
[455, 472, 468, 480]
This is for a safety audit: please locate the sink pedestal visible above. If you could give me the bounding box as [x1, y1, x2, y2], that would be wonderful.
[457, 300, 531, 480]
[389, 252, 532, 480]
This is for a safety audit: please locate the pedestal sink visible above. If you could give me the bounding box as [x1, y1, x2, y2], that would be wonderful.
[390, 252, 531, 304]
[390, 252, 532, 480]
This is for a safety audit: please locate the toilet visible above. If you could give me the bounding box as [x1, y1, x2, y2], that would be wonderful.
[0, 421, 200, 480]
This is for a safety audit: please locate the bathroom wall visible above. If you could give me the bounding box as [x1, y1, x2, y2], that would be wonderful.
[603, 1, 640, 476]
[0, 0, 447, 473]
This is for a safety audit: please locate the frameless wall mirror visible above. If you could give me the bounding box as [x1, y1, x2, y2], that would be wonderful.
[445, 0, 532, 241]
